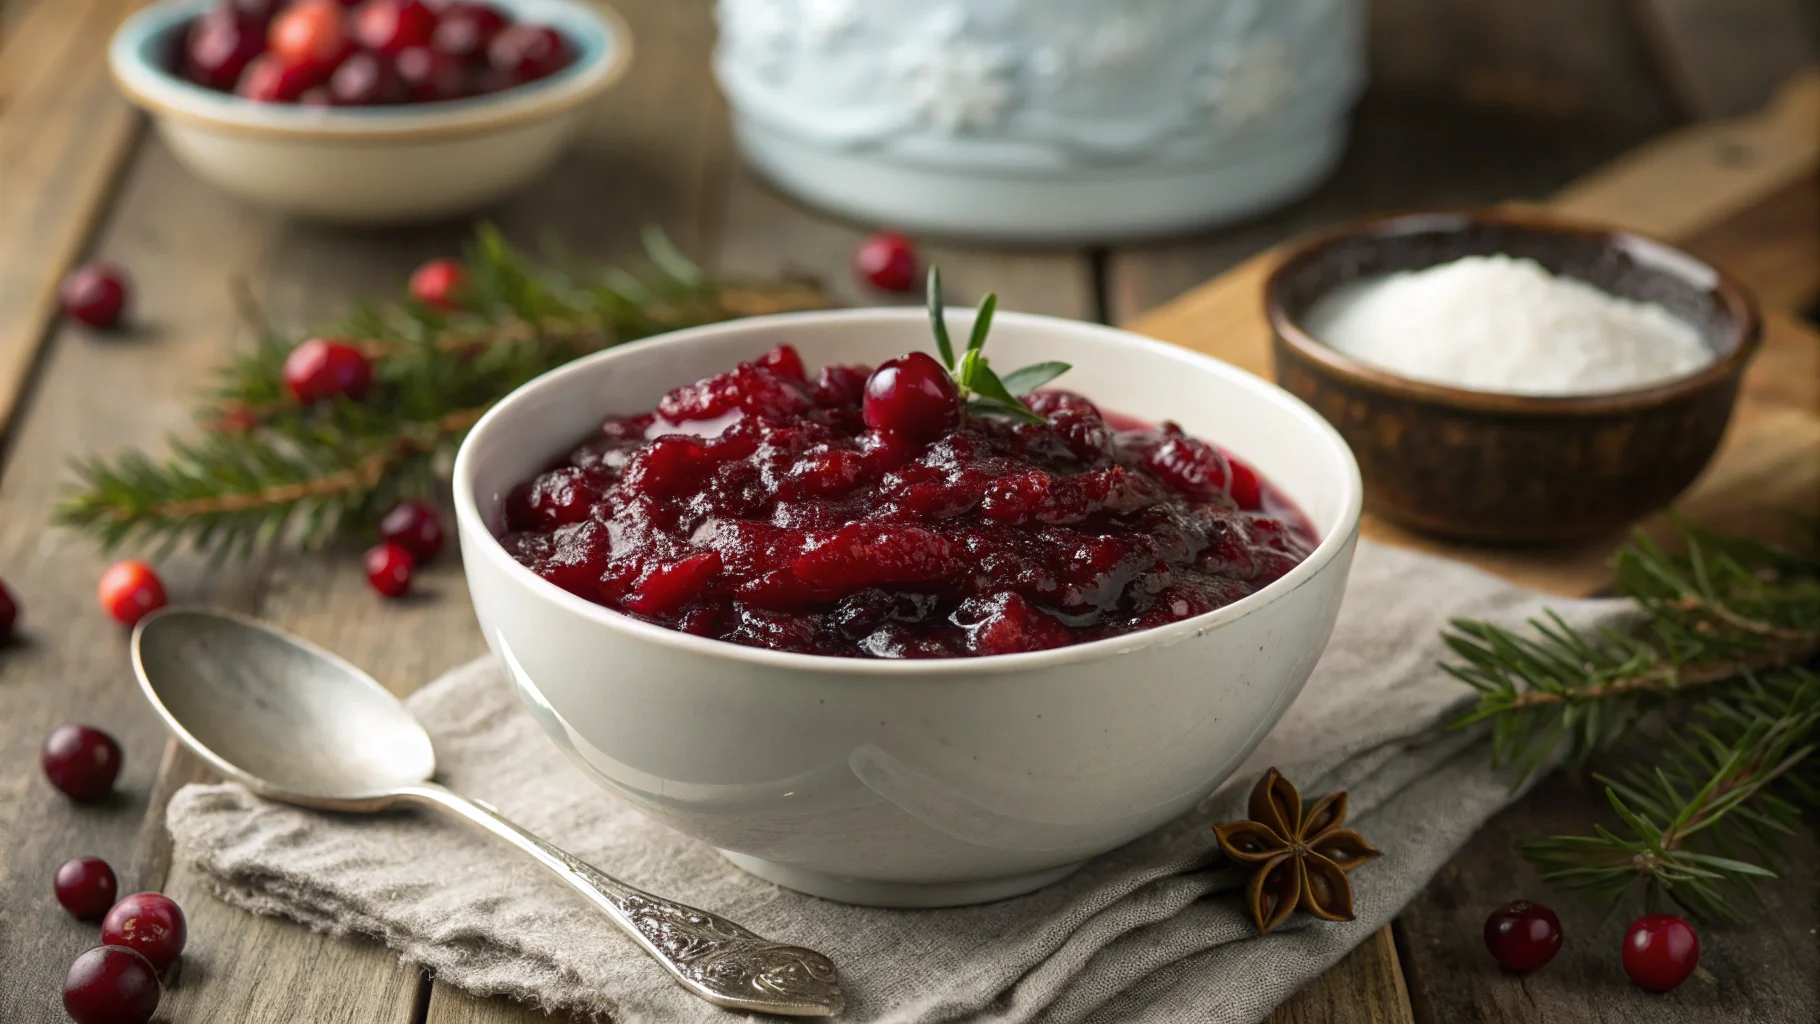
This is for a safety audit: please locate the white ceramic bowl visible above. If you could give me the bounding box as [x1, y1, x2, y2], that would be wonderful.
[453, 309, 1363, 907]
[109, 0, 631, 224]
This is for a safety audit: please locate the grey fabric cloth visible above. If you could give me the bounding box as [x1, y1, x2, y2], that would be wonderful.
[166, 541, 1624, 1023]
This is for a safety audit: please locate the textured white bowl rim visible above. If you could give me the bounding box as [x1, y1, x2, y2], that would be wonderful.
[453, 308, 1364, 677]
[109, 0, 632, 142]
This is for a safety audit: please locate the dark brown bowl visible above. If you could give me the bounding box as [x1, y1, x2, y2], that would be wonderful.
[1264, 209, 1762, 544]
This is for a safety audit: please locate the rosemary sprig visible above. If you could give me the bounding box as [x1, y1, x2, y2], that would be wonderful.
[925, 267, 1069, 424]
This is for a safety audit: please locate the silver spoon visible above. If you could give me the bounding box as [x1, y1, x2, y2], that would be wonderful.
[131, 607, 843, 1017]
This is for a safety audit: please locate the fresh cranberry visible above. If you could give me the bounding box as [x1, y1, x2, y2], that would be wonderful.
[854, 232, 918, 292]
[236, 52, 322, 101]
[60, 263, 130, 329]
[41, 725, 123, 802]
[364, 542, 414, 597]
[184, 8, 265, 90]
[431, 1, 506, 60]
[755, 344, 805, 381]
[329, 50, 406, 104]
[269, 0, 351, 69]
[0, 575, 18, 644]
[97, 560, 167, 625]
[409, 257, 467, 309]
[227, 0, 283, 23]
[394, 45, 467, 100]
[1483, 900, 1562, 972]
[487, 23, 568, 82]
[283, 338, 372, 402]
[63, 946, 160, 1024]
[54, 857, 119, 919]
[1623, 914, 1699, 992]
[352, 0, 437, 54]
[863, 352, 959, 443]
[378, 501, 444, 562]
[102, 892, 188, 973]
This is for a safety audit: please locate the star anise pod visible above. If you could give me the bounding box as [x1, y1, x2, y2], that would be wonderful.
[1212, 768, 1382, 934]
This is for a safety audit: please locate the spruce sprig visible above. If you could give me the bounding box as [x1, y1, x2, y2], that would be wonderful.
[55, 226, 829, 558]
[925, 267, 1069, 424]
[1445, 521, 1820, 921]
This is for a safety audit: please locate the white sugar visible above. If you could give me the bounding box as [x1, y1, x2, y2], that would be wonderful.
[1304, 255, 1711, 396]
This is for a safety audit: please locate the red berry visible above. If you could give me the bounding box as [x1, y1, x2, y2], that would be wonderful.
[41, 725, 123, 802]
[98, 560, 167, 626]
[1623, 914, 1700, 992]
[394, 45, 467, 101]
[283, 338, 373, 402]
[329, 50, 406, 104]
[54, 857, 119, 919]
[378, 500, 444, 562]
[0, 575, 17, 644]
[236, 52, 323, 101]
[431, 1, 506, 60]
[60, 263, 130, 329]
[854, 232, 918, 292]
[364, 541, 414, 597]
[1482, 900, 1562, 972]
[755, 344, 805, 381]
[269, 0, 350, 68]
[487, 23, 568, 82]
[863, 352, 959, 443]
[63, 946, 161, 1024]
[352, 0, 436, 54]
[101, 892, 188, 973]
[228, 0, 283, 23]
[409, 257, 467, 309]
[184, 9, 265, 90]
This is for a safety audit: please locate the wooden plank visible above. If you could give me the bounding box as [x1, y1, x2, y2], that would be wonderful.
[0, 0, 146, 446]
[1271, 928, 1416, 1024]
[1627, 0, 1820, 117]
[1396, 772, 1820, 1023]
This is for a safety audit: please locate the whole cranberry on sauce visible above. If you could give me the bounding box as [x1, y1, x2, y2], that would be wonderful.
[365, 541, 415, 597]
[54, 856, 120, 919]
[854, 232, 918, 292]
[1622, 914, 1700, 992]
[409, 257, 467, 309]
[863, 352, 960, 443]
[379, 500, 445, 562]
[1482, 900, 1562, 972]
[41, 724, 123, 802]
[0, 575, 18, 644]
[63, 946, 161, 1024]
[283, 338, 373, 402]
[98, 560, 167, 626]
[102, 892, 189, 972]
[61, 263, 131, 330]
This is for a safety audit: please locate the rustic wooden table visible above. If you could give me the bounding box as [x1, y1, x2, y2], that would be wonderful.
[2, 1, 1817, 1022]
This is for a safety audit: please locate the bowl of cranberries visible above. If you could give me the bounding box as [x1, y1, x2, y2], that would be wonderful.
[452, 304, 1362, 906]
[108, 0, 630, 223]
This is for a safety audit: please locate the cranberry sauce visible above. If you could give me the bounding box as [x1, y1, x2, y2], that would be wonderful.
[499, 345, 1317, 658]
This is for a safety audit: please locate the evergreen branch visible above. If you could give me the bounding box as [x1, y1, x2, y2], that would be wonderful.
[56, 226, 830, 556]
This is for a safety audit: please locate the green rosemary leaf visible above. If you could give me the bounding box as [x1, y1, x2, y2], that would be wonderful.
[1000, 361, 1072, 396]
[965, 292, 998, 357]
[926, 267, 954, 369]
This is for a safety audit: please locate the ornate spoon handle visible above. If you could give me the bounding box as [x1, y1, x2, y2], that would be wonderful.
[396, 783, 844, 1017]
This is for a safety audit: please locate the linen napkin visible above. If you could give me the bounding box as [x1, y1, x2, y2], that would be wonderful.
[166, 540, 1626, 1023]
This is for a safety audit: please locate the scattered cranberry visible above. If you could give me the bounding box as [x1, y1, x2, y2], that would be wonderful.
[101, 892, 188, 973]
[854, 232, 918, 292]
[487, 23, 568, 82]
[54, 857, 119, 919]
[394, 45, 467, 101]
[283, 338, 373, 403]
[364, 541, 414, 597]
[60, 263, 131, 329]
[352, 0, 436, 54]
[409, 257, 467, 309]
[236, 52, 320, 101]
[378, 501, 444, 562]
[268, 0, 351, 70]
[1623, 914, 1700, 992]
[41, 725, 123, 802]
[98, 560, 167, 626]
[1483, 900, 1562, 972]
[63, 946, 161, 1024]
[184, 7, 266, 90]
[863, 352, 960, 443]
[328, 50, 406, 105]
[432, 1, 507, 60]
[0, 575, 17, 644]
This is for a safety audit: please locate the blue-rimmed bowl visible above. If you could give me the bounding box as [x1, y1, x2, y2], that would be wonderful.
[110, 0, 632, 223]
